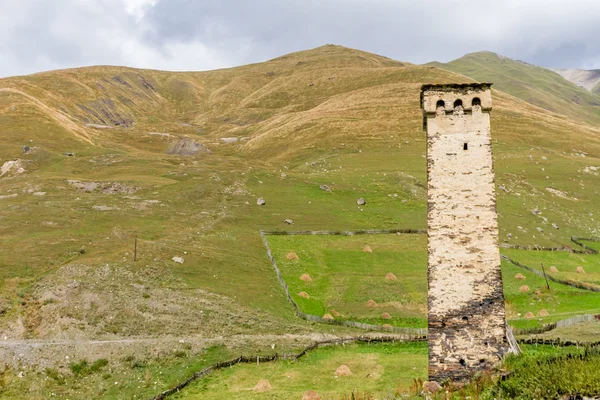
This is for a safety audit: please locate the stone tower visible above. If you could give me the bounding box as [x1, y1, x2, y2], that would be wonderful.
[421, 83, 508, 382]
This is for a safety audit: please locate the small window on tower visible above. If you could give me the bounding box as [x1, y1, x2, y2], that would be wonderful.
[435, 100, 445, 115]
[463, 143, 468, 151]
[453, 99, 464, 115]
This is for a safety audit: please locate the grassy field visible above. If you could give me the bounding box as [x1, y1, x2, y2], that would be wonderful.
[268, 233, 427, 327]
[502, 247, 600, 287]
[268, 232, 600, 331]
[157, 343, 600, 400]
[172, 341, 427, 400]
[501, 259, 600, 330]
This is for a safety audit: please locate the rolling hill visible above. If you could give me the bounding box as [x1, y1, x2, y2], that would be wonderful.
[1, 45, 600, 398]
[427, 51, 600, 126]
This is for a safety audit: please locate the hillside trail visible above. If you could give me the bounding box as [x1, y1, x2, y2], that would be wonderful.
[0, 332, 337, 348]
[0, 332, 385, 369]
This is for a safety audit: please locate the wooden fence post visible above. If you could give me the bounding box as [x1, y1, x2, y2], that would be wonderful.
[541, 263, 551, 291]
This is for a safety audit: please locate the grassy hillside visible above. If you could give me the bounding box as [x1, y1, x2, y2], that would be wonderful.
[1, 44, 600, 398]
[428, 51, 600, 126]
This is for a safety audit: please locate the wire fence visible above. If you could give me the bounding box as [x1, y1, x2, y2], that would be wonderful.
[513, 313, 600, 335]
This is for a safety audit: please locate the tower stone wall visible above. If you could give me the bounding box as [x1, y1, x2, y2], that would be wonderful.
[421, 83, 508, 382]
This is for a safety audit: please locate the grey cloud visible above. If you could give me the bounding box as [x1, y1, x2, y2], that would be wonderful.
[1, 0, 600, 78]
[142, 0, 600, 69]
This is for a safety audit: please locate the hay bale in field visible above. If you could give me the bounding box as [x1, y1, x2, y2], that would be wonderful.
[549, 266, 558, 273]
[519, 285, 530, 293]
[363, 245, 372, 253]
[538, 309, 549, 317]
[330, 309, 343, 318]
[298, 291, 310, 299]
[382, 324, 393, 329]
[381, 312, 392, 320]
[300, 274, 312, 282]
[303, 390, 321, 400]
[322, 313, 334, 320]
[576, 266, 586, 273]
[286, 252, 299, 260]
[514, 273, 526, 280]
[366, 299, 377, 307]
[385, 272, 397, 281]
[524, 312, 535, 319]
[253, 379, 272, 392]
[335, 365, 352, 377]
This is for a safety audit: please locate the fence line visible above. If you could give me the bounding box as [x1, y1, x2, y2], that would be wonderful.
[150, 335, 424, 400]
[500, 237, 599, 255]
[571, 237, 600, 255]
[517, 337, 600, 348]
[259, 229, 427, 336]
[261, 228, 426, 236]
[513, 314, 600, 335]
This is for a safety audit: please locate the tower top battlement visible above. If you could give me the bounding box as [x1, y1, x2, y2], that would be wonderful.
[421, 83, 493, 130]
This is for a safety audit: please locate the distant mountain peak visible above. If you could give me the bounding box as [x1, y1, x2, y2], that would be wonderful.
[550, 68, 600, 93]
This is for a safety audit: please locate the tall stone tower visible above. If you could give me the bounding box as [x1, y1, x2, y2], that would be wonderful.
[421, 83, 508, 382]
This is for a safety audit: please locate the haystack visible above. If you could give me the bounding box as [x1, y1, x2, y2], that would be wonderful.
[514, 273, 526, 280]
[549, 266, 558, 273]
[335, 364, 352, 377]
[300, 274, 312, 282]
[519, 285, 530, 293]
[524, 312, 535, 319]
[253, 379, 272, 392]
[538, 309, 549, 317]
[322, 313, 334, 320]
[298, 291, 310, 299]
[302, 390, 321, 400]
[363, 245, 372, 253]
[286, 252, 299, 260]
[382, 324, 393, 329]
[576, 266, 586, 273]
[381, 312, 392, 320]
[366, 299, 377, 307]
[385, 272, 397, 281]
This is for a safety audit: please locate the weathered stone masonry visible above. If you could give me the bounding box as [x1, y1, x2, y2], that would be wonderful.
[421, 83, 509, 382]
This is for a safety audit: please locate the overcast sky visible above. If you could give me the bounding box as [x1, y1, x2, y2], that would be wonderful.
[1, 0, 599, 78]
